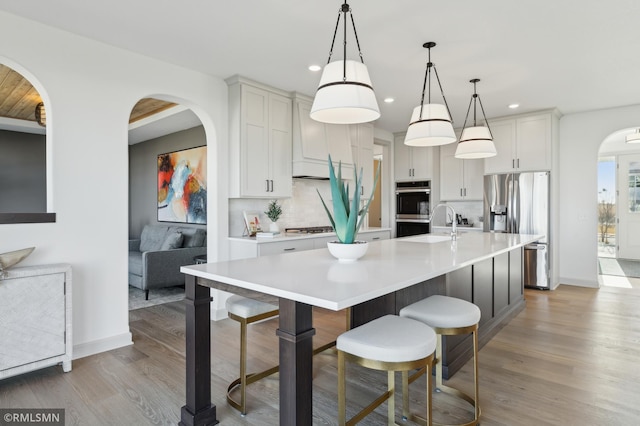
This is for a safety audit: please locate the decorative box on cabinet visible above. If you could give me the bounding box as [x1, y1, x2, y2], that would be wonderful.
[394, 132, 436, 181]
[292, 93, 354, 179]
[439, 142, 483, 200]
[0, 263, 72, 380]
[484, 110, 559, 174]
[227, 76, 293, 198]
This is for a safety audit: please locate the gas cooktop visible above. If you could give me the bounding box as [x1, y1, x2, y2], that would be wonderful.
[284, 226, 334, 234]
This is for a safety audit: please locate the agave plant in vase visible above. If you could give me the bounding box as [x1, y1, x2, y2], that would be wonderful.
[317, 155, 380, 262]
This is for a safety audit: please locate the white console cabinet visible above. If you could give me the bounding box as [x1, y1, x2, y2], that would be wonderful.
[0, 263, 72, 380]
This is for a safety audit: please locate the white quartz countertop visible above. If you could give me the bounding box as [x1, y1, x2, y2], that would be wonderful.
[183, 232, 541, 311]
[228, 227, 392, 244]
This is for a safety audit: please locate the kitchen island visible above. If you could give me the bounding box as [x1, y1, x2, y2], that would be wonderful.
[179, 231, 541, 426]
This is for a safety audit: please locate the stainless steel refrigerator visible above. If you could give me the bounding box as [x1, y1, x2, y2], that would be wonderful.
[483, 172, 550, 289]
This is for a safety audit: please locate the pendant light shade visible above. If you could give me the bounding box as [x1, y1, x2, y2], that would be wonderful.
[310, 60, 379, 124]
[626, 129, 640, 143]
[405, 42, 456, 147]
[405, 104, 456, 146]
[310, 3, 380, 124]
[455, 79, 497, 159]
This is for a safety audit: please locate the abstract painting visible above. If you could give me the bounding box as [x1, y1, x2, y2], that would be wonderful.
[157, 146, 207, 224]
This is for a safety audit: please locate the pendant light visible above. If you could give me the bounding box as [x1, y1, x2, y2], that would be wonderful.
[404, 42, 456, 147]
[310, 3, 380, 124]
[35, 102, 46, 127]
[626, 129, 640, 143]
[455, 79, 497, 159]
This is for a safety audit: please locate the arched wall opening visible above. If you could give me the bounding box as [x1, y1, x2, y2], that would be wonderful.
[0, 58, 55, 223]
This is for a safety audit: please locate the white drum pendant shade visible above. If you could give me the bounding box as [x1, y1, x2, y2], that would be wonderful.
[310, 60, 380, 124]
[404, 104, 456, 146]
[455, 126, 497, 159]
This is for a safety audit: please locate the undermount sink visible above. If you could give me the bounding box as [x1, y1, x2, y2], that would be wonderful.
[401, 234, 452, 244]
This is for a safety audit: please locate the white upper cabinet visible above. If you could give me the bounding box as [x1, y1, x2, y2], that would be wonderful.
[227, 77, 292, 198]
[292, 93, 354, 179]
[484, 111, 557, 174]
[350, 123, 374, 197]
[394, 133, 436, 181]
[440, 142, 483, 201]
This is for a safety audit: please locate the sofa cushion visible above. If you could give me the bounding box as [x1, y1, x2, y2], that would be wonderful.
[172, 227, 206, 248]
[161, 231, 184, 250]
[140, 225, 169, 252]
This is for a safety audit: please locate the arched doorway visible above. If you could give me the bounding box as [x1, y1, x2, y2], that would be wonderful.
[597, 128, 640, 288]
[127, 98, 206, 310]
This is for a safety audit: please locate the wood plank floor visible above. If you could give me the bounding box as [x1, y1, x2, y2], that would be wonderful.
[1, 284, 639, 425]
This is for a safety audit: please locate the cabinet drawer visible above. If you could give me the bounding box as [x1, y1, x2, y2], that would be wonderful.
[359, 231, 390, 242]
[258, 239, 315, 256]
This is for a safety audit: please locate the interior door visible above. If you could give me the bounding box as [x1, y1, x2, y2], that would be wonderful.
[618, 154, 640, 259]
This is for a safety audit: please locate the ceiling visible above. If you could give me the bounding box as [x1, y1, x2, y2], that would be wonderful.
[1, 0, 640, 136]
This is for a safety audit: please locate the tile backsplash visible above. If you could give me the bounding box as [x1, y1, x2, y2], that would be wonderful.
[229, 179, 333, 236]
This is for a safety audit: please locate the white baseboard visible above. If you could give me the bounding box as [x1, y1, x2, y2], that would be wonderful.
[211, 307, 229, 321]
[72, 332, 133, 360]
[558, 277, 599, 289]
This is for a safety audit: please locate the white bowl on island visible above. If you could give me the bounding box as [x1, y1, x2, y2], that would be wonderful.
[327, 241, 369, 262]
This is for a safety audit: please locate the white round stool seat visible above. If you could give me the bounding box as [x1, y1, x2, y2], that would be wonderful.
[337, 315, 436, 363]
[399, 295, 481, 329]
[226, 295, 278, 319]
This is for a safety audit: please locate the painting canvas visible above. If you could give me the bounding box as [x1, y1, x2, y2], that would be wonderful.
[157, 146, 207, 224]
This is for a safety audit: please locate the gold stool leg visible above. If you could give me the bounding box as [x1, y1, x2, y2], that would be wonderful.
[239, 318, 248, 415]
[402, 370, 409, 420]
[472, 328, 480, 422]
[435, 334, 444, 390]
[387, 370, 395, 426]
[426, 356, 433, 426]
[338, 351, 346, 426]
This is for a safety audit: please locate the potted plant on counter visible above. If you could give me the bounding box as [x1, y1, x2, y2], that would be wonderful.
[317, 155, 380, 262]
[264, 199, 283, 233]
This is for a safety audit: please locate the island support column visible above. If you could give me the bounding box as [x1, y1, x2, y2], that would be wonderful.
[180, 275, 218, 426]
[276, 299, 315, 425]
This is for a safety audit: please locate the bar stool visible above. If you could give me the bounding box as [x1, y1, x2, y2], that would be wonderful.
[225, 295, 279, 415]
[399, 295, 481, 426]
[336, 314, 436, 426]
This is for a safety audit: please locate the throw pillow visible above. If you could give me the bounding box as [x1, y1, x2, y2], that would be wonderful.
[161, 232, 184, 250]
[183, 228, 206, 248]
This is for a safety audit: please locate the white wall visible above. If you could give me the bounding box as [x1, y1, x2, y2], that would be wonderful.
[0, 11, 229, 358]
[558, 104, 640, 287]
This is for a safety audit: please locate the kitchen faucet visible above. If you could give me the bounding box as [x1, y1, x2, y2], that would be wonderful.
[431, 203, 457, 240]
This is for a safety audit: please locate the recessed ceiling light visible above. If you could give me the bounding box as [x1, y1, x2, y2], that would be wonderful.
[383, 97, 395, 103]
[508, 103, 520, 109]
[308, 65, 322, 72]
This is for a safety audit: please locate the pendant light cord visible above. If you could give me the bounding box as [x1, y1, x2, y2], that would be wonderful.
[417, 43, 453, 123]
[325, 3, 365, 83]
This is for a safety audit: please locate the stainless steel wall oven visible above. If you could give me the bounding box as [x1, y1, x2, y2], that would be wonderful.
[396, 180, 431, 237]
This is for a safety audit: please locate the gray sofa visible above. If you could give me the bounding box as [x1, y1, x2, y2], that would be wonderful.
[128, 224, 207, 299]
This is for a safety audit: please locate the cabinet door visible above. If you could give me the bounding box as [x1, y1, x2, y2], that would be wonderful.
[462, 158, 484, 200]
[440, 143, 464, 200]
[493, 252, 510, 318]
[242, 86, 270, 195]
[509, 247, 523, 305]
[0, 273, 66, 371]
[473, 258, 493, 326]
[268, 93, 292, 197]
[394, 136, 413, 180]
[484, 119, 516, 174]
[411, 146, 434, 180]
[515, 114, 551, 171]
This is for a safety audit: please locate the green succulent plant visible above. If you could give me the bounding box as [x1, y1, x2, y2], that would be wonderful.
[264, 199, 283, 222]
[317, 155, 380, 244]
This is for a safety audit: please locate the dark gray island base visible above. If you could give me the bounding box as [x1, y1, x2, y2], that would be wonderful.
[350, 246, 524, 378]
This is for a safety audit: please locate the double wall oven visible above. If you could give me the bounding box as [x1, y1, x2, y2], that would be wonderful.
[396, 180, 431, 237]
